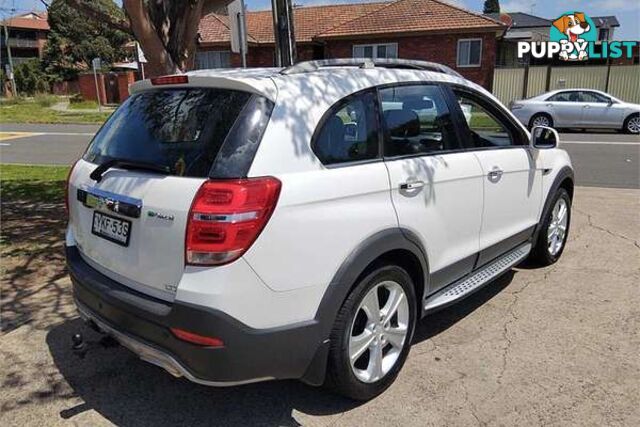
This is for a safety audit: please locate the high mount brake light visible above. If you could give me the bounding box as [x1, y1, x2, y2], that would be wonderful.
[151, 75, 189, 86]
[186, 177, 281, 266]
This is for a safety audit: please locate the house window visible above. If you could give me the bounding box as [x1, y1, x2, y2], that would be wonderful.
[457, 39, 482, 67]
[195, 51, 231, 69]
[598, 28, 610, 41]
[353, 43, 398, 59]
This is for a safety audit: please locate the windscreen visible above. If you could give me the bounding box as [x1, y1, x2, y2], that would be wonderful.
[83, 88, 256, 178]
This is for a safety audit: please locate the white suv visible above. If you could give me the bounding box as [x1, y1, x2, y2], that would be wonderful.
[66, 59, 574, 400]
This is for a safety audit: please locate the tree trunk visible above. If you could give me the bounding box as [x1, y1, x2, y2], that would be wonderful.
[70, 0, 236, 77]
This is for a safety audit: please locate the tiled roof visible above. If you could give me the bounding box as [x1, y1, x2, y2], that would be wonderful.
[1, 12, 49, 31]
[318, 0, 503, 38]
[199, 0, 502, 45]
[199, 2, 391, 44]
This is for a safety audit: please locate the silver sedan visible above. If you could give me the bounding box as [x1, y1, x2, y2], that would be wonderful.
[510, 89, 640, 134]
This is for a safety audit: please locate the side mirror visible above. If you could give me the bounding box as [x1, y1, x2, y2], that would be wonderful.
[530, 126, 559, 149]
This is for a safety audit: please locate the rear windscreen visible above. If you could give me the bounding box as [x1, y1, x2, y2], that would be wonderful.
[84, 88, 271, 178]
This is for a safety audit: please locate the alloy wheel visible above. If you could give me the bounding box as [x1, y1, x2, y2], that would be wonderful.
[348, 280, 409, 383]
[547, 198, 568, 256]
[532, 115, 551, 127]
[627, 116, 640, 134]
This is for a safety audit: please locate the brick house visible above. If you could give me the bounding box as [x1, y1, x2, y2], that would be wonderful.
[0, 12, 49, 70]
[197, 0, 505, 88]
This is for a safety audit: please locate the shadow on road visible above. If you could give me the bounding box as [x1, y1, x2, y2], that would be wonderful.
[43, 272, 515, 426]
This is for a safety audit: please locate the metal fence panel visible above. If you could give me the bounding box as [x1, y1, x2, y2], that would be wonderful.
[492, 68, 525, 105]
[526, 66, 548, 98]
[548, 65, 608, 91]
[608, 65, 640, 104]
[493, 65, 640, 104]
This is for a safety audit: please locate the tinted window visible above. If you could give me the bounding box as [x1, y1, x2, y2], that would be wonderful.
[380, 85, 458, 157]
[456, 92, 519, 148]
[548, 91, 580, 102]
[84, 89, 262, 178]
[579, 91, 610, 103]
[313, 91, 379, 165]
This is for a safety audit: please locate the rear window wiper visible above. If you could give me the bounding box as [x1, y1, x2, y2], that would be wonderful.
[90, 159, 173, 182]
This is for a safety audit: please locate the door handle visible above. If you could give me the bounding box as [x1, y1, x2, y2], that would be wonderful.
[400, 181, 425, 190]
[488, 167, 504, 183]
[584, 105, 590, 109]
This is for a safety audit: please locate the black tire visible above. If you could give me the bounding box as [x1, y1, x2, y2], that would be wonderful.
[529, 188, 571, 266]
[623, 113, 640, 134]
[325, 265, 417, 401]
[529, 113, 554, 129]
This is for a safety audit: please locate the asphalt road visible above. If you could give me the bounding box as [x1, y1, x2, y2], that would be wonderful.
[1, 123, 639, 189]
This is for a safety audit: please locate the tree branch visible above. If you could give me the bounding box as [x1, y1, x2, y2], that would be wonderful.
[65, 0, 132, 34]
[123, 0, 179, 75]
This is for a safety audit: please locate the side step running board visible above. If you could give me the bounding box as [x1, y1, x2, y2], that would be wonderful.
[424, 243, 532, 313]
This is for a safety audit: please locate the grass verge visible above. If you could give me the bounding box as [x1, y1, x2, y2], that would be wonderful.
[0, 100, 111, 124]
[0, 164, 70, 202]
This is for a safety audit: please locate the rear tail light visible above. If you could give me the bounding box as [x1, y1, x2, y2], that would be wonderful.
[151, 75, 189, 85]
[65, 160, 79, 215]
[186, 177, 281, 266]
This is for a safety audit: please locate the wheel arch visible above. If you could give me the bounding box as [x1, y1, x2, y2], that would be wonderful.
[532, 166, 574, 245]
[300, 228, 429, 386]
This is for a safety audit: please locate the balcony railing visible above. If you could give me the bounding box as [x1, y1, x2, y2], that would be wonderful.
[1, 38, 39, 48]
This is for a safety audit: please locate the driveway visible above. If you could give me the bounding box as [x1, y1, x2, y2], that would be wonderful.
[1, 186, 638, 426]
[1, 123, 638, 189]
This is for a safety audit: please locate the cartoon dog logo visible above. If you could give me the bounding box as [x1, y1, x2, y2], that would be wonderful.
[552, 12, 592, 61]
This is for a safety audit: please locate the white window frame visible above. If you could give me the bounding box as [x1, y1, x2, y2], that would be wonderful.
[352, 43, 399, 59]
[457, 38, 482, 68]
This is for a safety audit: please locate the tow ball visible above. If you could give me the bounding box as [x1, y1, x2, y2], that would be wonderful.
[71, 331, 119, 359]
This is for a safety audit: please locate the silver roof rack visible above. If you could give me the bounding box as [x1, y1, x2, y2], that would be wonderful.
[280, 58, 462, 78]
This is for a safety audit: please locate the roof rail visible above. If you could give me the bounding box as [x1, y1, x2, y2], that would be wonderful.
[280, 58, 462, 78]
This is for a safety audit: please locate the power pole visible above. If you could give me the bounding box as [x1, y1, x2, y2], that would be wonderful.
[271, 0, 296, 67]
[3, 23, 17, 97]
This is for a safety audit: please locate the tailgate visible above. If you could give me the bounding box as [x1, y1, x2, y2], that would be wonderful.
[68, 159, 204, 301]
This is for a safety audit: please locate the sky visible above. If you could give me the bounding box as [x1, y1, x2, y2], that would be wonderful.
[10, 0, 640, 40]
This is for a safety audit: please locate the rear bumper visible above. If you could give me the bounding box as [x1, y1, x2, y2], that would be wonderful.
[66, 245, 325, 386]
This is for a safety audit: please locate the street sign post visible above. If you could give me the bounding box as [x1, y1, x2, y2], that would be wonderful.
[91, 57, 103, 112]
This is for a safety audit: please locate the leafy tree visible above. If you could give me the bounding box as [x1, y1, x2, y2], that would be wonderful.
[63, 0, 236, 77]
[14, 59, 50, 95]
[44, 0, 130, 80]
[483, 0, 500, 14]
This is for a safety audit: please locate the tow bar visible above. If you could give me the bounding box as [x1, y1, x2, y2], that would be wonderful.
[71, 325, 119, 359]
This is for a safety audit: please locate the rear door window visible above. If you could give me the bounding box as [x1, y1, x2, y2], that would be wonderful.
[84, 88, 268, 178]
[379, 84, 458, 157]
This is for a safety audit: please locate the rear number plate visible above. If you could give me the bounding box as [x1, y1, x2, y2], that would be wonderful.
[92, 211, 131, 247]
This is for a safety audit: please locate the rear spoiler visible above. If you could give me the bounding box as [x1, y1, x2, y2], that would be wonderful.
[130, 75, 278, 102]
